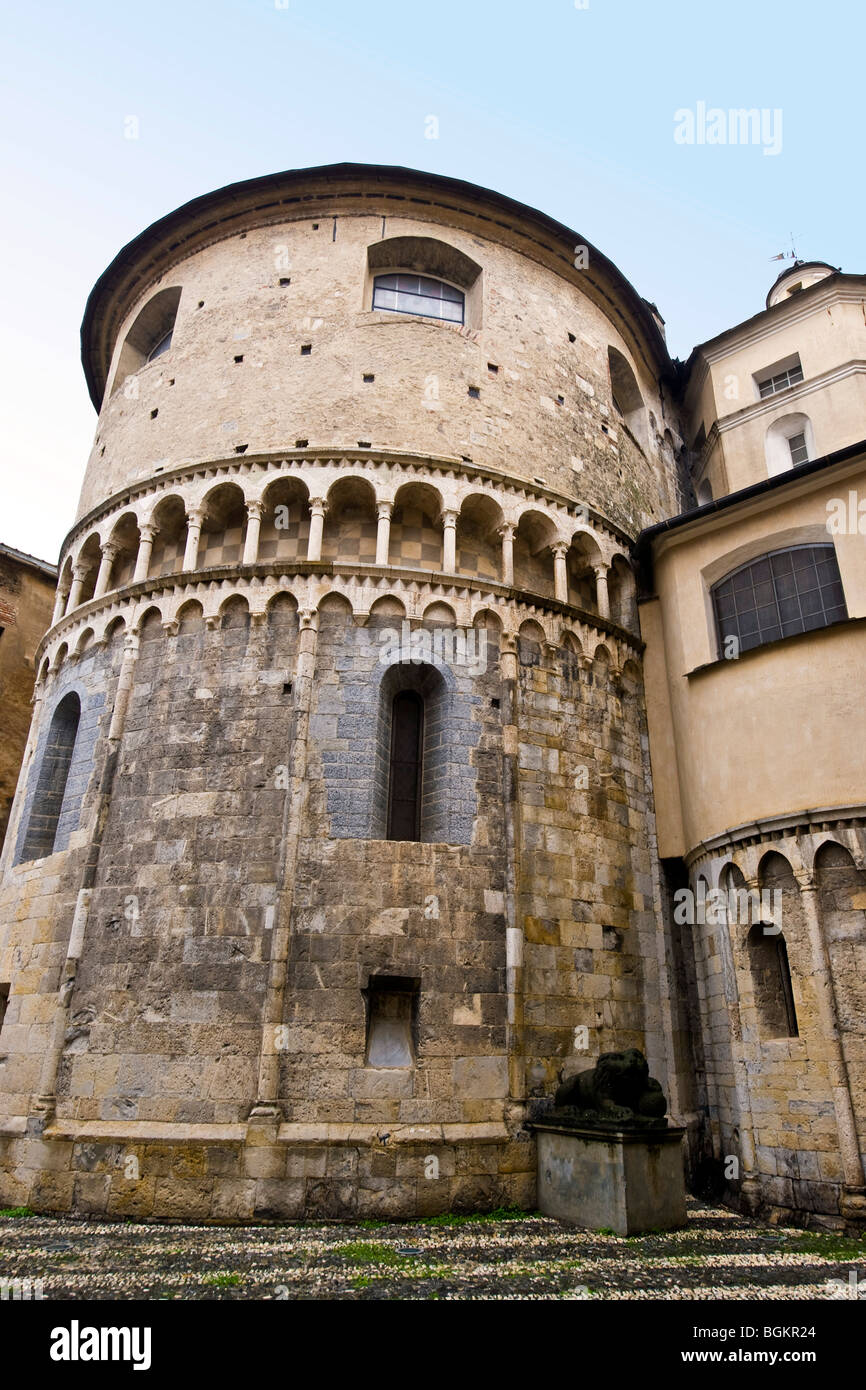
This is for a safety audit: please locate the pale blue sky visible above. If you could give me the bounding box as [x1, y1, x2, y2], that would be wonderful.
[1, 0, 860, 558]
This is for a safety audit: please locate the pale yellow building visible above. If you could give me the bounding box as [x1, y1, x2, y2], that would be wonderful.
[640, 261, 866, 1221]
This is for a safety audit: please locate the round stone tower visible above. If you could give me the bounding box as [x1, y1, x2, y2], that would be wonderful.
[0, 163, 688, 1220]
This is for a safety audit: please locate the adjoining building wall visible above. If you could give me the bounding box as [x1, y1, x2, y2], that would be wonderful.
[0, 548, 57, 850]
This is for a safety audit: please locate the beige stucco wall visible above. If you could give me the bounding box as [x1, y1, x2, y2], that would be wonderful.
[643, 454, 866, 857]
[687, 282, 866, 500]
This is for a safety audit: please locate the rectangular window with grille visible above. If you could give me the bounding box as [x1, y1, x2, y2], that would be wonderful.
[788, 432, 809, 466]
[757, 361, 804, 397]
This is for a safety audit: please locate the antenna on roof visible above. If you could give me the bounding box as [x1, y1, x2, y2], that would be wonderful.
[769, 233, 803, 264]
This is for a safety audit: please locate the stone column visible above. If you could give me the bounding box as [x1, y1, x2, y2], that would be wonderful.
[252, 608, 319, 1118]
[307, 498, 327, 562]
[552, 543, 569, 603]
[594, 564, 611, 620]
[376, 502, 393, 567]
[51, 579, 70, 625]
[442, 509, 457, 572]
[242, 501, 263, 566]
[183, 509, 205, 572]
[66, 563, 90, 611]
[133, 524, 157, 583]
[796, 872, 866, 1209]
[499, 633, 526, 1109]
[92, 542, 119, 601]
[498, 523, 515, 586]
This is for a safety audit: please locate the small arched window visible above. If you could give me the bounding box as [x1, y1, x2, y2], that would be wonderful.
[747, 925, 798, 1039]
[373, 273, 464, 325]
[712, 544, 846, 655]
[110, 286, 182, 396]
[20, 692, 81, 860]
[387, 691, 424, 841]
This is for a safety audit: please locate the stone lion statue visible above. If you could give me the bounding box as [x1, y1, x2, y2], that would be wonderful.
[553, 1048, 667, 1123]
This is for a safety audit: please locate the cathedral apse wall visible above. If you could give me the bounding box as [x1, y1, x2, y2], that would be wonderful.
[0, 164, 691, 1220]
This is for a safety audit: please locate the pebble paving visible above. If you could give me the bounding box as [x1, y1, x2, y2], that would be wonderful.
[0, 1197, 864, 1300]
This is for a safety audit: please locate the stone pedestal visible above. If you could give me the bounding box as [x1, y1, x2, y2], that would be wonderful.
[534, 1122, 686, 1235]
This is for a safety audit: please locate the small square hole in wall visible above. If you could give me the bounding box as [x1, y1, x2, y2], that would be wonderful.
[282, 681, 293, 695]
[363, 373, 375, 383]
[557, 394, 565, 406]
[491, 697, 500, 709]
[468, 386, 480, 399]
[295, 438, 309, 448]
[301, 344, 312, 355]
[100, 446, 105, 456]
[0, 983, 8, 1032]
[363, 975, 419, 1068]
[602, 424, 609, 434]
[312, 222, 319, 229]
[461, 454, 472, 462]
[235, 444, 248, 454]
[358, 440, 371, 448]
[603, 925, 623, 952]
[197, 300, 204, 309]
[168, 378, 175, 386]
[487, 362, 499, 374]
[150, 409, 158, 419]
[234, 355, 244, 363]
[568, 332, 576, 343]
[533, 476, 546, 486]
[279, 277, 291, 287]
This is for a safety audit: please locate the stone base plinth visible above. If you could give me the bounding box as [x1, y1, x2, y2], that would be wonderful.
[534, 1122, 686, 1235]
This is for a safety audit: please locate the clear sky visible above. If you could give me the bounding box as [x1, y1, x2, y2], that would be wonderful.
[0, 0, 860, 561]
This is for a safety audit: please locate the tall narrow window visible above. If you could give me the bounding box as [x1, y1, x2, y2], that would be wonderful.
[387, 691, 423, 841]
[747, 925, 798, 1038]
[787, 432, 809, 467]
[20, 692, 81, 860]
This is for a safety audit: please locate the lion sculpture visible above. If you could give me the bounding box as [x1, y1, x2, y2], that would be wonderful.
[553, 1048, 667, 1124]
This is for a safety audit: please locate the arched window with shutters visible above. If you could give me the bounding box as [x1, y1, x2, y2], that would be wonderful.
[387, 690, 424, 841]
[19, 691, 81, 861]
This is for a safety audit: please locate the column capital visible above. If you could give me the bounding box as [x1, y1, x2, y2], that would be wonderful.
[309, 497, 327, 516]
[497, 522, 516, 540]
[138, 522, 159, 542]
[593, 561, 610, 577]
[377, 500, 394, 520]
[71, 562, 91, 581]
[246, 500, 263, 519]
[100, 540, 121, 559]
[551, 541, 570, 558]
[186, 506, 206, 526]
[440, 508, 458, 527]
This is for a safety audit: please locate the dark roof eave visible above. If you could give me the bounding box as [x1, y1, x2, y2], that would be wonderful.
[634, 435, 866, 578]
[80, 161, 674, 409]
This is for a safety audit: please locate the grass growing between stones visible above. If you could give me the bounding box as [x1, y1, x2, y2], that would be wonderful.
[0, 1199, 863, 1300]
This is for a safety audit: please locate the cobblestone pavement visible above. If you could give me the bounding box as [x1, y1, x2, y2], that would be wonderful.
[1, 1198, 864, 1300]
